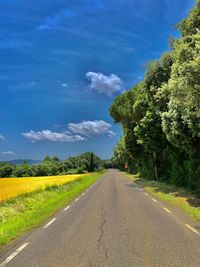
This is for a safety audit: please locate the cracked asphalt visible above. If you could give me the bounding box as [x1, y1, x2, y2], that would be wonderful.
[1, 170, 200, 267]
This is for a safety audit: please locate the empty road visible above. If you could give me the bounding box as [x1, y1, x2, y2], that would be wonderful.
[1, 170, 200, 267]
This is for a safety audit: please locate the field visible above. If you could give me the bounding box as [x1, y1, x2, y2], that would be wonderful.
[0, 174, 88, 202]
[0, 172, 104, 249]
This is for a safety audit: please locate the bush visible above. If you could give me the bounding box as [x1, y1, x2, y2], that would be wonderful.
[0, 164, 15, 178]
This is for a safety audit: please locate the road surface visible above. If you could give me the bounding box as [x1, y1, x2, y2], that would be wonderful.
[1, 170, 200, 266]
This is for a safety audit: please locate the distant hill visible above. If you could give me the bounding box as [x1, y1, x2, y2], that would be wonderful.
[8, 159, 41, 165]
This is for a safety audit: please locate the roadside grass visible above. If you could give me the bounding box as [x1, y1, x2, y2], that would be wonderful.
[0, 172, 105, 250]
[124, 173, 200, 222]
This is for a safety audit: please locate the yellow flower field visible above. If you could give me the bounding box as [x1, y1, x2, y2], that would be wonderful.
[0, 174, 88, 202]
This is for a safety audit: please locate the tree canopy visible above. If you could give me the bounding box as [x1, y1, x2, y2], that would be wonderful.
[110, 1, 200, 194]
[0, 152, 104, 178]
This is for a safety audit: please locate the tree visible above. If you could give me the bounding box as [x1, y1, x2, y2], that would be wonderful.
[112, 137, 130, 171]
[109, 0, 200, 194]
[162, 34, 200, 154]
[177, 0, 200, 37]
[89, 152, 94, 172]
[32, 164, 49, 177]
[0, 163, 15, 178]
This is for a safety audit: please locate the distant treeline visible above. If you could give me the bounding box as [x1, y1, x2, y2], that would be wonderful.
[0, 152, 112, 178]
[110, 2, 200, 195]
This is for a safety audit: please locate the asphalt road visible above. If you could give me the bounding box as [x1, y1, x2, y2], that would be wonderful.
[1, 170, 200, 267]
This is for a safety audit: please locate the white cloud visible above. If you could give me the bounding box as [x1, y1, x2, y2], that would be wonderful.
[0, 134, 5, 140]
[61, 83, 68, 87]
[2, 151, 14, 155]
[86, 72, 124, 96]
[107, 130, 116, 138]
[23, 120, 115, 143]
[22, 130, 85, 142]
[68, 120, 115, 138]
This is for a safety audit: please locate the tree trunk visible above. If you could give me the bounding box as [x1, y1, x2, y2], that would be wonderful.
[153, 152, 158, 180]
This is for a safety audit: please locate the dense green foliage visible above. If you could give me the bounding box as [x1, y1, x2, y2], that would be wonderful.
[0, 152, 105, 178]
[110, 1, 200, 195]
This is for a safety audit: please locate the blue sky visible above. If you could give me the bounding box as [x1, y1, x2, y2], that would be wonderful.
[0, 0, 195, 160]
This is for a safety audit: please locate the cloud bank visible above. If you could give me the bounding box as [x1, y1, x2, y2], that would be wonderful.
[68, 120, 115, 137]
[2, 151, 14, 155]
[23, 120, 115, 142]
[22, 130, 85, 142]
[86, 72, 124, 96]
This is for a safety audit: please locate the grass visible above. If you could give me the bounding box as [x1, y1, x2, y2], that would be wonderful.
[124, 173, 200, 223]
[0, 173, 89, 202]
[0, 172, 105, 250]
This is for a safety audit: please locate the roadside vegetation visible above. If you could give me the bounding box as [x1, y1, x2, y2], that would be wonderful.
[0, 151, 109, 249]
[0, 152, 110, 178]
[125, 173, 200, 223]
[110, 2, 200, 196]
[0, 173, 89, 202]
[0, 172, 104, 250]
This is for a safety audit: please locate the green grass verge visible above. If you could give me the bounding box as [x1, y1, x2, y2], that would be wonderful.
[124, 172, 200, 223]
[0, 172, 105, 250]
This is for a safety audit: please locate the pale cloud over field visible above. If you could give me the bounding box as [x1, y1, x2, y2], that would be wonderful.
[23, 120, 115, 142]
[68, 120, 115, 137]
[1, 151, 14, 155]
[22, 130, 85, 142]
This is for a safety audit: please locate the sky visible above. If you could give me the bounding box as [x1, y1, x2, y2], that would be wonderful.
[0, 0, 195, 161]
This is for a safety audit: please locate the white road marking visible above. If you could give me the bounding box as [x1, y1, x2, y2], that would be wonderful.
[0, 243, 29, 267]
[152, 198, 158, 203]
[145, 193, 149, 196]
[44, 218, 56, 229]
[163, 207, 172, 214]
[64, 205, 71, 211]
[81, 192, 85, 196]
[86, 189, 90, 192]
[185, 224, 200, 235]
[75, 197, 80, 202]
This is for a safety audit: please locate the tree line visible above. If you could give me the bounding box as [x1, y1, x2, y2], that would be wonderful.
[0, 152, 109, 178]
[110, 1, 200, 195]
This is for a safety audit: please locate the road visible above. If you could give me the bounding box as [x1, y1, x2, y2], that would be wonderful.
[1, 170, 200, 267]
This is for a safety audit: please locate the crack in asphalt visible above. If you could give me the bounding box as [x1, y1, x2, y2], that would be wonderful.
[97, 206, 108, 265]
[97, 207, 106, 251]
